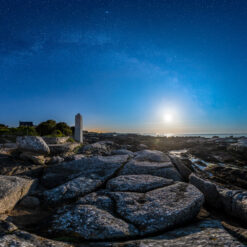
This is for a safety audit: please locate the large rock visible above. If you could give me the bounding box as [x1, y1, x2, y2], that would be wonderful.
[109, 220, 244, 247]
[119, 159, 182, 181]
[134, 149, 170, 162]
[51, 204, 138, 240]
[106, 175, 173, 192]
[42, 155, 129, 203]
[0, 175, 35, 213]
[43, 176, 103, 204]
[42, 155, 129, 189]
[189, 173, 220, 207]
[16, 136, 50, 154]
[110, 182, 204, 234]
[170, 156, 193, 181]
[190, 173, 247, 224]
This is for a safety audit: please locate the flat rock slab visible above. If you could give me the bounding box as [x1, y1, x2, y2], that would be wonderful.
[42, 155, 129, 203]
[0, 175, 35, 214]
[106, 175, 174, 192]
[111, 182, 204, 234]
[107, 220, 244, 247]
[49, 182, 203, 240]
[77, 192, 113, 212]
[134, 150, 170, 162]
[111, 149, 134, 156]
[51, 204, 138, 240]
[119, 159, 182, 181]
[43, 176, 103, 205]
[16, 136, 50, 154]
[42, 155, 129, 189]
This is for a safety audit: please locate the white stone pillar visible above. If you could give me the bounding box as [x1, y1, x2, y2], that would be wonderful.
[74, 113, 83, 143]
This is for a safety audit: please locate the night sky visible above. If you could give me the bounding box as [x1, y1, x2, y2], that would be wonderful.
[1, 0, 247, 134]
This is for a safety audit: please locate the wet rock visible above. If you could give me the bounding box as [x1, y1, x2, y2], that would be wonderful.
[134, 150, 170, 162]
[207, 165, 247, 189]
[0, 229, 72, 247]
[42, 155, 128, 189]
[119, 159, 182, 181]
[19, 152, 46, 165]
[228, 139, 247, 154]
[16, 136, 50, 154]
[48, 143, 80, 155]
[43, 176, 103, 205]
[111, 182, 204, 234]
[19, 196, 40, 209]
[51, 204, 138, 240]
[212, 152, 235, 163]
[106, 175, 173, 193]
[0, 176, 35, 214]
[110, 220, 244, 247]
[189, 147, 219, 163]
[77, 192, 113, 212]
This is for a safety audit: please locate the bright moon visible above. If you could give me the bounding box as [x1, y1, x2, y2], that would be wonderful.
[163, 114, 173, 123]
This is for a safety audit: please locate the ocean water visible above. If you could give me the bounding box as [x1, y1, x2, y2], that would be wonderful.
[144, 133, 247, 138]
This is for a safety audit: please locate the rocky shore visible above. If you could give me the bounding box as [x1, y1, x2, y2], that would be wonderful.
[0, 133, 247, 246]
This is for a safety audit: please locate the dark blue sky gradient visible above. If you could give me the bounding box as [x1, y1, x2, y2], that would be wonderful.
[1, 0, 247, 133]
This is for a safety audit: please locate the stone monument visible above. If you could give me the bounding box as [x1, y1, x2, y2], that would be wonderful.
[74, 113, 83, 143]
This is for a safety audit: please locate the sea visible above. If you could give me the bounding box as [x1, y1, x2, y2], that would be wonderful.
[143, 133, 247, 138]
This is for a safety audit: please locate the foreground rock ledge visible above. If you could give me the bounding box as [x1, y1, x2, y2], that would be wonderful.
[104, 220, 245, 247]
[111, 182, 204, 235]
[50, 182, 204, 239]
[51, 204, 139, 240]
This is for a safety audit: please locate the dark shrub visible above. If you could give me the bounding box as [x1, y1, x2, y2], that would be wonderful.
[55, 122, 72, 136]
[36, 120, 56, 136]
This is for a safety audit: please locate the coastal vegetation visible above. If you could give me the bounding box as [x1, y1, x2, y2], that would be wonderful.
[0, 120, 72, 138]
